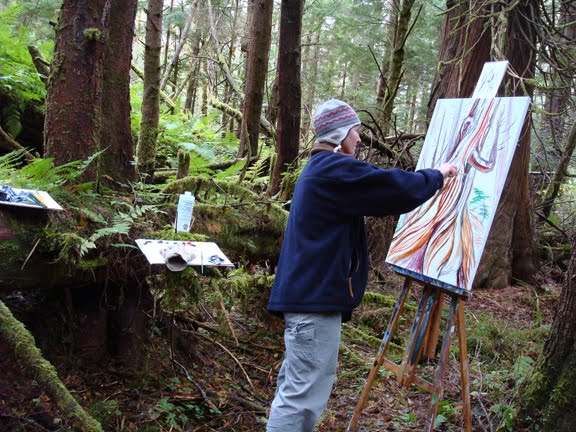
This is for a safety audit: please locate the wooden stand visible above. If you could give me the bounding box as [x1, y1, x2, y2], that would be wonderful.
[347, 277, 472, 432]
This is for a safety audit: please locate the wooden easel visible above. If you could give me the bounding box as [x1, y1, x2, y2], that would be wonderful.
[347, 276, 472, 432]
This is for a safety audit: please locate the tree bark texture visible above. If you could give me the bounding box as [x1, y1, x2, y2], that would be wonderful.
[375, 0, 396, 106]
[99, 0, 137, 183]
[268, 0, 304, 196]
[238, 0, 273, 158]
[137, 0, 164, 182]
[541, 0, 575, 149]
[540, 120, 576, 218]
[378, 0, 415, 136]
[518, 233, 576, 431]
[475, 0, 539, 288]
[44, 0, 111, 182]
[222, 0, 241, 131]
[426, 0, 491, 119]
[160, 2, 197, 92]
[302, 31, 319, 136]
[0, 300, 103, 432]
[184, 30, 203, 113]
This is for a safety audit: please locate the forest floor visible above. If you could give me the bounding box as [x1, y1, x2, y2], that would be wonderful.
[0, 267, 560, 432]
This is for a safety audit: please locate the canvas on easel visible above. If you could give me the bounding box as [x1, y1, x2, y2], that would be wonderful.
[386, 96, 530, 295]
[348, 61, 530, 432]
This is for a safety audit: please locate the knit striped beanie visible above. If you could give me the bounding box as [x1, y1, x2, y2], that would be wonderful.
[313, 99, 361, 146]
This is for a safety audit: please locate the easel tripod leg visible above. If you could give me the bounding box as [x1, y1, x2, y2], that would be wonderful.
[425, 296, 458, 432]
[457, 299, 472, 432]
[347, 279, 412, 432]
[398, 285, 432, 383]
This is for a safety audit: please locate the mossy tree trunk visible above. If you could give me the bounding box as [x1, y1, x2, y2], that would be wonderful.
[377, 0, 417, 136]
[374, 0, 395, 107]
[517, 234, 576, 431]
[44, 0, 110, 182]
[538, 0, 576, 218]
[44, 0, 138, 184]
[0, 300, 103, 432]
[426, 0, 491, 118]
[99, 0, 137, 183]
[540, 120, 576, 218]
[237, 0, 273, 158]
[137, 0, 164, 182]
[184, 29, 204, 113]
[539, 0, 575, 153]
[268, 0, 303, 196]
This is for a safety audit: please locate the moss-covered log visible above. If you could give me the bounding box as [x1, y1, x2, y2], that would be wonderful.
[0, 300, 103, 432]
[163, 176, 287, 262]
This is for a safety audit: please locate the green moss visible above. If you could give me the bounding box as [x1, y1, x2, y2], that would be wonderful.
[78, 257, 108, 269]
[83, 28, 101, 41]
[542, 361, 576, 429]
[0, 239, 28, 268]
[88, 399, 120, 431]
[148, 268, 202, 313]
[0, 300, 103, 431]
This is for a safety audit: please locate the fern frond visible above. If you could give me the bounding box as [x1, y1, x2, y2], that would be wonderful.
[0, 149, 26, 182]
[90, 222, 131, 243]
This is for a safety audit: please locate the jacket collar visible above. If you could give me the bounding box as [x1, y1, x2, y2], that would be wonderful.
[311, 142, 338, 155]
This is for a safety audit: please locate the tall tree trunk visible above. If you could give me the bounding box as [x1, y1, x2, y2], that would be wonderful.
[237, 0, 273, 158]
[302, 31, 319, 136]
[540, 120, 576, 218]
[161, 2, 197, 92]
[517, 232, 576, 431]
[426, 0, 491, 119]
[537, 0, 575, 206]
[207, 0, 241, 97]
[44, 0, 110, 182]
[540, 0, 575, 152]
[99, 0, 137, 183]
[184, 30, 203, 113]
[475, 0, 539, 288]
[222, 0, 241, 132]
[136, 0, 164, 182]
[162, 0, 174, 77]
[377, 0, 419, 136]
[375, 0, 397, 106]
[268, 0, 303, 196]
[406, 88, 417, 133]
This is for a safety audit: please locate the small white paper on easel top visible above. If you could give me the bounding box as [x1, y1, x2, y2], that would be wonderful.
[472, 61, 509, 98]
[135, 239, 234, 267]
[0, 185, 63, 210]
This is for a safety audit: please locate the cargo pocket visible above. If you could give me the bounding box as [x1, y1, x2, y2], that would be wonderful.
[285, 322, 315, 376]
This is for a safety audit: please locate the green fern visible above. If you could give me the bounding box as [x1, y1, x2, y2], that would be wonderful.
[214, 160, 244, 180]
[0, 5, 47, 105]
[1, 104, 22, 138]
[90, 223, 131, 243]
[0, 150, 103, 191]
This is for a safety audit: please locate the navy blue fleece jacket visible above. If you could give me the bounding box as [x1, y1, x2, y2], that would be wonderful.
[268, 150, 444, 321]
